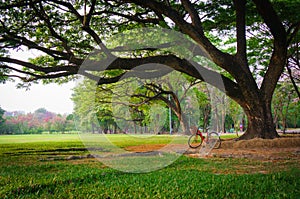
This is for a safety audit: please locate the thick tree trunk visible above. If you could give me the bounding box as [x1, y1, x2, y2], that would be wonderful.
[168, 91, 191, 135]
[180, 115, 191, 135]
[238, 97, 279, 140]
[175, 111, 190, 135]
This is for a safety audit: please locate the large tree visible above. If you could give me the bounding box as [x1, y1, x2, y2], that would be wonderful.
[0, 0, 299, 139]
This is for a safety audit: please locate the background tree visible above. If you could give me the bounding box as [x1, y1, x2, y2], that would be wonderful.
[50, 114, 67, 133]
[65, 113, 76, 132]
[193, 86, 211, 132]
[125, 73, 201, 134]
[0, 0, 299, 139]
[0, 108, 75, 134]
[286, 35, 300, 99]
[72, 80, 102, 133]
[273, 83, 300, 133]
[0, 106, 6, 134]
[228, 99, 245, 135]
[0, 106, 4, 123]
[287, 100, 300, 129]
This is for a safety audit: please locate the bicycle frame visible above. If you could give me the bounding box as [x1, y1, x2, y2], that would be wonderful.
[188, 127, 221, 149]
[195, 129, 207, 142]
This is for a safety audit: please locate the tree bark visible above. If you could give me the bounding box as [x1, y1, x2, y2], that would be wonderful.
[178, 113, 190, 135]
[238, 94, 279, 139]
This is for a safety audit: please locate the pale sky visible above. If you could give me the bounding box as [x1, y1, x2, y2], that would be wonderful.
[0, 81, 75, 114]
[0, 49, 76, 114]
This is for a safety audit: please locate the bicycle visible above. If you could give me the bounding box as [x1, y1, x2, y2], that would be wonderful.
[188, 127, 221, 149]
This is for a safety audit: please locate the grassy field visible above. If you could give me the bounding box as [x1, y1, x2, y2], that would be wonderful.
[0, 134, 299, 198]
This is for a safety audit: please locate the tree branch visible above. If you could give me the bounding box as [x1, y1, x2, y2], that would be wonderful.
[49, 0, 83, 22]
[0, 65, 40, 80]
[86, 54, 244, 104]
[0, 0, 42, 9]
[0, 57, 78, 74]
[287, 63, 300, 99]
[234, 0, 248, 67]
[34, 3, 75, 59]
[125, 0, 243, 80]
[252, 0, 286, 42]
[287, 22, 300, 46]
[93, 10, 160, 25]
[2, 34, 79, 63]
[180, 0, 203, 34]
[253, 0, 287, 98]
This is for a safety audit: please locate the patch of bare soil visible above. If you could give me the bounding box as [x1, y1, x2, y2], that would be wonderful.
[189, 137, 300, 163]
[124, 137, 300, 162]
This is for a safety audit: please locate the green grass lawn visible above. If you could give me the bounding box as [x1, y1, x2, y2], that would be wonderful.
[0, 134, 299, 198]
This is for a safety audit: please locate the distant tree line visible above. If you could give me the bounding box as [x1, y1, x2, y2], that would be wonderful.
[0, 107, 76, 134]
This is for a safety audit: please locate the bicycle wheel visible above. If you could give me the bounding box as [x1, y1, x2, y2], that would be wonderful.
[188, 134, 203, 148]
[208, 132, 221, 149]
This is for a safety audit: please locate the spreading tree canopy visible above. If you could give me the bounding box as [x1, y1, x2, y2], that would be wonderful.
[0, 0, 299, 139]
